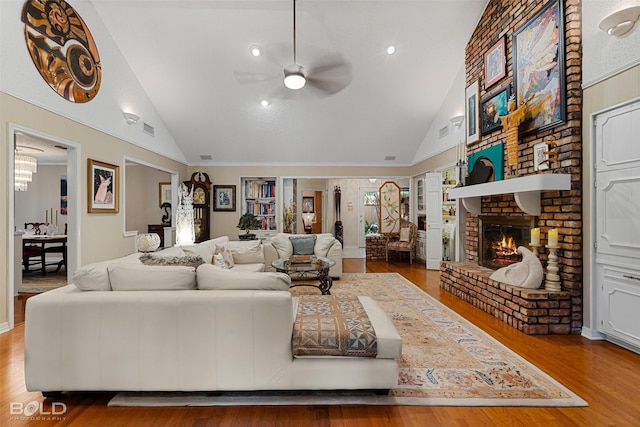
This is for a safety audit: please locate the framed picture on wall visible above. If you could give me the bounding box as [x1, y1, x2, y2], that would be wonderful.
[88, 159, 119, 213]
[302, 196, 314, 213]
[484, 36, 506, 89]
[513, 0, 565, 134]
[159, 182, 171, 207]
[480, 84, 510, 134]
[213, 185, 236, 211]
[465, 80, 480, 144]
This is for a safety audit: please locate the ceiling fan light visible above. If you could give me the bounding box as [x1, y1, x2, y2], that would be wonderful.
[284, 70, 306, 90]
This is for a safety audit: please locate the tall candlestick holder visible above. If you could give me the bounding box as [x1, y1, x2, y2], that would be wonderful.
[454, 157, 467, 188]
[529, 243, 542, 258]
[544, 245, 561, 291]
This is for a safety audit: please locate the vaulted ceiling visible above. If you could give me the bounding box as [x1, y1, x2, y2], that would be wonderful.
[91, 0, 487, 166]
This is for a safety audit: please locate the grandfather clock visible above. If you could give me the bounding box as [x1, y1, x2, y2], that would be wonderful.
[184, 172, 211, 243]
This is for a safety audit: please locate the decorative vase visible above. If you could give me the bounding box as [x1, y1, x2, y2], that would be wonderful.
[136, 233, 161, 252]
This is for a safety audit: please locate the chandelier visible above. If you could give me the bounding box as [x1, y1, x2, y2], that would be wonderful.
[14, 152, 38, 191]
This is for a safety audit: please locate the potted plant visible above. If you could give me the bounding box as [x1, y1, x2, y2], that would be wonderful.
[237, 213, 260, 240]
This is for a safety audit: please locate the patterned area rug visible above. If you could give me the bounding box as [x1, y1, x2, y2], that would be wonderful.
[109, 273, 587, 407]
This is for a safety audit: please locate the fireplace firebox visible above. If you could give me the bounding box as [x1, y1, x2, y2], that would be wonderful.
[478, 216, 534, 270]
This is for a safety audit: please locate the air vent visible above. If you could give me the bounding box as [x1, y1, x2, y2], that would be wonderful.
[384, 155, 396, 161]
[200, 155, 213, 161]
[439, 125, 449, 139]
[143, 122, 154, 136]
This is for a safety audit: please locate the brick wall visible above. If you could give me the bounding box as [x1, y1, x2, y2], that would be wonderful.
[441, 261, 572, 334]
[451, 0, 583, 334]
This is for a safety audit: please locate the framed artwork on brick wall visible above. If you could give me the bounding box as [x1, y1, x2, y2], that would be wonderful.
[513, 0, 566, 134]
[481, 84, 511, 134]
[484, 36, 506, 89]
[465, 80, 480, 144]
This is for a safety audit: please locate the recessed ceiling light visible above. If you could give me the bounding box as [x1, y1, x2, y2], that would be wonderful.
[386, 45, 396, 55]
[260, 100, 270, 107]
[250, 45, 263, 57]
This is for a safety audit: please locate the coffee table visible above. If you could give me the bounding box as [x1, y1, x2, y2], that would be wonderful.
[271, 257, 336, 295]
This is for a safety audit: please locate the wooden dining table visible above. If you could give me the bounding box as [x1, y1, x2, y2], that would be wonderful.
[23, 235, 67, 275]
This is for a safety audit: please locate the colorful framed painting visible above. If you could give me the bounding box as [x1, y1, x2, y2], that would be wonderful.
[88, 159, 119, 213]
[465, 80, 480, 144]
[379, 181, 401, 234]
[213, 185, 236, 212]
[513, 0, 565, 134]
[481, 84, 511, 134]
[484, 36, 506, 89]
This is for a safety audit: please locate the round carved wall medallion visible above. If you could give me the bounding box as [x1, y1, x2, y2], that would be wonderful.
[21, 0, 101, 103]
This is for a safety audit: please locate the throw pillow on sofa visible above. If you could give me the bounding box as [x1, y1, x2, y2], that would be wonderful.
[226, 240, 264, 264]
[108, 263, 197, 291]
[196, 264, 290, 291]
[140, 253, 205, 268]
[214, 244, 234, 268]
[73, 253, 142, 291]
[289, 235, 316, 255]
[181, 243, 214, 264]
[213, 253, 229, 269]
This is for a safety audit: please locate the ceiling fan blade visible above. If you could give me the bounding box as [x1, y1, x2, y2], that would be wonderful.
[304, 54, 353, 97]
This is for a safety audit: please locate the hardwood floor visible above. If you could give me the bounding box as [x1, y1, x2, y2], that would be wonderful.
[4, 259, 640, 426]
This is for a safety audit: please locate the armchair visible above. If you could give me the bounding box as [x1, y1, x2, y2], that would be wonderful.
[385, 221, 418, 264]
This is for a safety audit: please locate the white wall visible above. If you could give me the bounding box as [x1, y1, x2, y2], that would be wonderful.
[0, 0, 186, 163]
[15, 165, 68, 233]
[582, 0, 640, 87]
[125, 164, 171, 234]
[412, 64, 466, 164]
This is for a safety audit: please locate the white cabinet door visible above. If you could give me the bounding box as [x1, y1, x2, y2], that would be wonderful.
[425, 173, 442, 270]
[596, 168, 640, 260]
[599, 265, 640, 349]
[594, 99, 640, 352]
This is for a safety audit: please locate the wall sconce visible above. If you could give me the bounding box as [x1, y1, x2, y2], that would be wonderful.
[369, 178, 377, 183]
[123, 112, 140, 125]
[599, 6, 640, 37]
[450, 115, 464, 128]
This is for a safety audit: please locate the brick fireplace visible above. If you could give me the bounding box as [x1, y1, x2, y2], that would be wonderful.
[439, 0, 584, 335]
[478, 216, 534, 270]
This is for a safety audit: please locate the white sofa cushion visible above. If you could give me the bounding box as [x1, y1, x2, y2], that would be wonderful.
[231, 263, 265, 273]
[154, 246, 186, 257]
[73, 253, 141, 291]
[314, 233, 337, 257]
[181, 243, 214, 264]
[227, 240, 264, 264]
[270, 233, 294, 258]
[197, 264, 290, 291]
[108, 264, 197, 291]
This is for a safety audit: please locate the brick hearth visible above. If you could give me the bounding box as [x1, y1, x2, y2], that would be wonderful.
[440, 261, 571, 335]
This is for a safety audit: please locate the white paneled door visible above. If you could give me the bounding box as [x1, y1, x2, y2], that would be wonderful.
[426, 173, 442, 270]
[594, 99, 640, 352]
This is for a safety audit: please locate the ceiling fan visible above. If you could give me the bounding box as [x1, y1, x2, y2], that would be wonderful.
[234, 0, 352, 99]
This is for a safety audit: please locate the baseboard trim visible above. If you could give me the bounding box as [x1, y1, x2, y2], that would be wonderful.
[581, 327, 605, 341]
[0, 322, 10, 334]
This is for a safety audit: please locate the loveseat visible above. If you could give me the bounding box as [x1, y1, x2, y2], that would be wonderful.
[24, 241, 401, 394]
[263, 233, 343, 278]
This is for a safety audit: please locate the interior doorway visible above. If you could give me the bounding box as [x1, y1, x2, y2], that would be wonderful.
[9, 125, 80, 330]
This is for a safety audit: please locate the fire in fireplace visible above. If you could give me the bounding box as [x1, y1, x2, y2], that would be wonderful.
[478, 216, 535, 270]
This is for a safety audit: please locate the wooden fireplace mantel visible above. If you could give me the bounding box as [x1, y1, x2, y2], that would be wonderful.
[447, 174, 571, 216]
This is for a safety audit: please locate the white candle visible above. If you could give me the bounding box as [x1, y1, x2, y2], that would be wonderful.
[45, 210, 48, 224]
[548, 229, 558, 247]
[531, 227, 540, 245]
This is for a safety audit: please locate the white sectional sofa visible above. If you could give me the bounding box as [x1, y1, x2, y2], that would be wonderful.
[24, 239, 400, 394]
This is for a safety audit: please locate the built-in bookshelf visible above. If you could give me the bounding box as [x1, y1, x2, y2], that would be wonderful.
[241, 177, 277, 235]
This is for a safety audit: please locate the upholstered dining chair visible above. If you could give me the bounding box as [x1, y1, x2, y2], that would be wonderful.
[385, 220, 418, 264]
[44, 223, 68, 272]
[23, 222, 46, 271]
